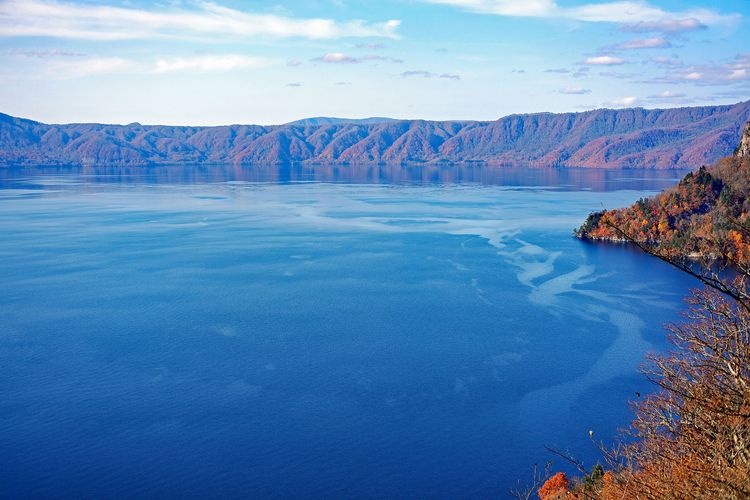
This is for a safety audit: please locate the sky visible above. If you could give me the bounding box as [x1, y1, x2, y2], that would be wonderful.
[0, 0, 748, 125]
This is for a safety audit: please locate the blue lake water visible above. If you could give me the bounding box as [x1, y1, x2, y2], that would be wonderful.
[0, 164, 696, 498]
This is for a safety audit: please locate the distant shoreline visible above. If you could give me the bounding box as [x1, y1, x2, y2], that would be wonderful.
[2, 100, 748, 169]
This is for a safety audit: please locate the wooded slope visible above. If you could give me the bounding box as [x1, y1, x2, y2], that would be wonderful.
[1, 101, 748, 167]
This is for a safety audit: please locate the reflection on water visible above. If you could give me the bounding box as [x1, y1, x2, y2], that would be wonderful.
[0, 164, 696, 499]
[0, 163, 687, 191]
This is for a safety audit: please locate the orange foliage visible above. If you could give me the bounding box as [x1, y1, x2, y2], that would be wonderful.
[566, 146, 750, 499]
[597, 472, 620, 500]
[592, 289, 750, 499]
[538, 472, 570, 499]
[578, 157, 750, 267]
[727, 229, 750, 263]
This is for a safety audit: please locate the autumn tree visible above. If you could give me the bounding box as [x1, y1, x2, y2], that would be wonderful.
[602, 288, 750, 498]
[525, 236, 750, 499]
[555, 124, 750, 499]
[589, 133, 750, 498]
[537, 472, 570, 500]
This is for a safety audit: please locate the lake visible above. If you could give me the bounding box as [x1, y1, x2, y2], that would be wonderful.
[0, 164, 696, 498]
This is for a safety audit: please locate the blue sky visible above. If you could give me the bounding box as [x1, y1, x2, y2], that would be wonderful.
[0, 0, 748, 125]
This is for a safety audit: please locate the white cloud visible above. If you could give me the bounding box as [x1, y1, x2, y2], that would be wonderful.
[559, 87, 591, 95]
[402, 70, 432, 78]
[602, 96, 640, 107]
[646, 53, 750, 86]
[154, 55, 269, 73]
[0, 0, 401, 41]
[310, 52, 402, 64]
[611, 37, 670, 50]
[423, 0, 738, 32]
[3, 48, 86, 58]
[310, 52, 362, 64]
[650, 56, 683, 68]
[14, 53, 273, 79]
[44, 57, 137, 78]
[362, 54, 404, 63]
[599, 71, 636, 79]
[425, 0, 556, 17]
[582, 56, 625, 66]
[646, 90, 686, 99]
[620, 17, 706, 33]
[402, 70, 460, 80]
[312, 52, 361, 63]
[356, 42, 385, 49]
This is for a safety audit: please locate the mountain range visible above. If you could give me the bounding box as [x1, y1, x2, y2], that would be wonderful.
[1, 101, 749, 168]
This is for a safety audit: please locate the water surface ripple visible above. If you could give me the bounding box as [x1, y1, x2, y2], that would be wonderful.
[0, 165, 694, 498]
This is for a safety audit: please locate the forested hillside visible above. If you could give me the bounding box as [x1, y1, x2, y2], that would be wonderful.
[577, 121, 750, 263]
[1, 101, 748, 168]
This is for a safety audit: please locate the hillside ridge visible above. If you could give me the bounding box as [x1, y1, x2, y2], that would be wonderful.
[1, 101, 749, 168]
